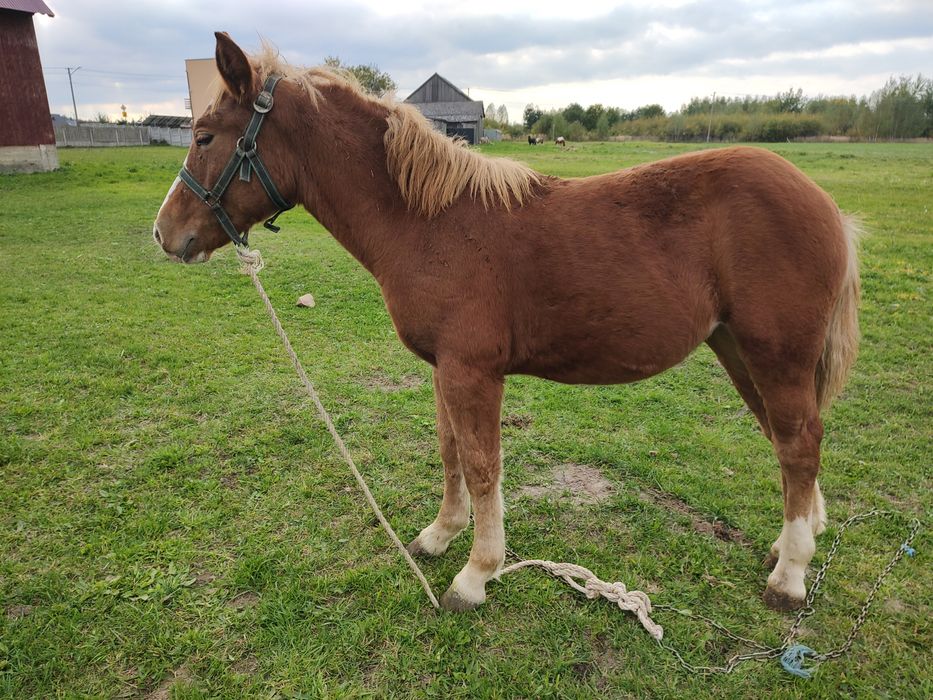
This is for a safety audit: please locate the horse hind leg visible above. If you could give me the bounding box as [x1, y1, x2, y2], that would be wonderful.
[707, 326, 771, 439]
[753, 376, 825, 611]
[707, 326, 826, 573]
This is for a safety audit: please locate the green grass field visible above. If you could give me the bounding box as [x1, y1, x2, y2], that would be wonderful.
[1, 142, 930, 698]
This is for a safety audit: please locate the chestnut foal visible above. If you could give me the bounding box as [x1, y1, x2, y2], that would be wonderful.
[154, 33, 860, 613]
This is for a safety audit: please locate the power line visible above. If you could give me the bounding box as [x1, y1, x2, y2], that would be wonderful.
[83, 68, 182, 79]
[43, 67, 182, 80]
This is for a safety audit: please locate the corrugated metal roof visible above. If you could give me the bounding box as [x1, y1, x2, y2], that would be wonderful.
[411, 101, 484, 122]
[0, 0, 55, 16]
[141, 115, 191, 128]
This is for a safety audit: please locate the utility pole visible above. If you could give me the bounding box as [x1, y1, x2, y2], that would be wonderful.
[67, 66, 81, 124]
[706, 91, 716, 143]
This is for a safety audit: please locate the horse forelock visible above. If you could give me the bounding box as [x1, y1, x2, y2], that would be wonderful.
[207, 41, 352, 114]
[209, 41, 541, 219]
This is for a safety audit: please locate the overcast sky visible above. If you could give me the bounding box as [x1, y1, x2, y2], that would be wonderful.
[35, 0, 933, 123]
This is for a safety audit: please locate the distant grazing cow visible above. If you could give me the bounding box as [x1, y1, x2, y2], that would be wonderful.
[527, 135, 536, 146]
[556, 136, 566, 147]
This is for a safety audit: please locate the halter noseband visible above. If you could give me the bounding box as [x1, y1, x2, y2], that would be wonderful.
[178, 75, 293, 248]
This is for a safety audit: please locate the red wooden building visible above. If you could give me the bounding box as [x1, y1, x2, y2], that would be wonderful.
[0, 0, 57, 173]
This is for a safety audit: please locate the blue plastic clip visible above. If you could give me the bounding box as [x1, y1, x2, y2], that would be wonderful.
[780, 644, 817, 679]
[900, 543, 916, 557]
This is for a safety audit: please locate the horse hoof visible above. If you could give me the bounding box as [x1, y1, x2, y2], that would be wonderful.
[406, 539, 428, 557]
[407, 535, 450, 558]
[439, 587, 483, 612]
[763, 585, 804, 612]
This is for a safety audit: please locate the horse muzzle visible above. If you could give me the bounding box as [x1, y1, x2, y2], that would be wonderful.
[153, 225, 210, 264]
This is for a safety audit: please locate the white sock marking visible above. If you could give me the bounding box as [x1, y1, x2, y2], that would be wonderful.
[768, 516, 814, 599]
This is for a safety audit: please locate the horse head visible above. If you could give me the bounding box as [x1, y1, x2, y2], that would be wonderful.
[153, 32, 298, 263]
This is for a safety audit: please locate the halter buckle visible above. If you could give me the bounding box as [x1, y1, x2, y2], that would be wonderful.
[253, 91, 274, 113]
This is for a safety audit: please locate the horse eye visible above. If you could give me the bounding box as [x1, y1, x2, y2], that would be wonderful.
[196, 133, 214, 146]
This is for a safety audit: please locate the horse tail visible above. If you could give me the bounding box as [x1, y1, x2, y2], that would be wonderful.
[816, 213, 862, 410]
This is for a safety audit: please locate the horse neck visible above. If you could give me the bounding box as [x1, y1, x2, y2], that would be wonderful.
[291, 85, 411, 277]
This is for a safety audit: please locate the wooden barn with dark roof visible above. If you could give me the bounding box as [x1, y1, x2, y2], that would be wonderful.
[0, 0, 57, 173]
[405, 73, 484, 145]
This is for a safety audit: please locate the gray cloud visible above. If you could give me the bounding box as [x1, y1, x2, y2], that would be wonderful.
[35, 0, 933, 117]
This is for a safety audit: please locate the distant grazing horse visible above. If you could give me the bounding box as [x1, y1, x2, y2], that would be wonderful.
[155, 33, 861, 613]
[556, 136, 566, 147]
[527, 135, 537, 146]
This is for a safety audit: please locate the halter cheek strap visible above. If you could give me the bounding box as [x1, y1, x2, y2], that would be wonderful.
[179, 74, 294, 248]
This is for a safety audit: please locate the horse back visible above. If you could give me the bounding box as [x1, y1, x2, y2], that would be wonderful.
[385, 147, 846, 385]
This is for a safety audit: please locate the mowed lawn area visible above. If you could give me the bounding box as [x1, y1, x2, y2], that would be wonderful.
[1, 142, 929, 698]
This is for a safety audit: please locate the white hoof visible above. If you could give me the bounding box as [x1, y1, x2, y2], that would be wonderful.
[440, 571, 487, 611]
[766, 566, 807, 604]
[765, 517, 814, 610]
[408, 520, 467, 557]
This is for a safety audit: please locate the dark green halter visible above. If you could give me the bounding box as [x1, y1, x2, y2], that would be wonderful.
[178, 75, 293, 248]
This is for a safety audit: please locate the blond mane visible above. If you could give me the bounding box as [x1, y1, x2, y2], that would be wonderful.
[212, 43, 541, 219]
[384, 104, 540, 217]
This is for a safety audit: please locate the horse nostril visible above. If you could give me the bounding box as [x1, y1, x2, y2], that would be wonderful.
[153, 225, 162, 245]
[178, 235, 196, 261]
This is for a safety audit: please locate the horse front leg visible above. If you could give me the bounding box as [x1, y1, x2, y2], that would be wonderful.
[433, 362, 505, 611]
[407, 370, 471, 557]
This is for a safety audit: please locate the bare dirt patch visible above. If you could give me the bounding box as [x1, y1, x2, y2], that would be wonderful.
[231, 656, 260, 675]
[5, 604, 33, 620]
[502, 413, 533, 429]
[190, 569, 217, 586]
[226, 591, 259, 610]
[362, 373, 425, 392]
[145, 666, 192, 700]
[516, 463, 614, 505]
[589, 631, 626, 691]
[639, 487, 750, 545]
[883, 597, 908, 614]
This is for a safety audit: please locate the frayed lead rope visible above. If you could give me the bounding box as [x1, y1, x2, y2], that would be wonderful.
[501, 559, 663, 640]
[236, 244, 264, 274]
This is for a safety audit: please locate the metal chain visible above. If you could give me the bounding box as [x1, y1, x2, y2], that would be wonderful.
[653, 510, 921, 675]
[785, 509, 884, 643]
[807, 512, 921, 662]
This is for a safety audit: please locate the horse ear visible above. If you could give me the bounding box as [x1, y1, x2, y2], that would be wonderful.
[214, 31, 255, 102]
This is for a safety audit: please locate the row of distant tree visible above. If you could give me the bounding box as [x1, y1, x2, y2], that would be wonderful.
[485, 75, 933, 142]
[88, 64, 931, 143]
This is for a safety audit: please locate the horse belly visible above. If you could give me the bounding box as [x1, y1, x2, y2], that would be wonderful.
[515, 339, 697, 384]
[511, 298, 715, 385]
